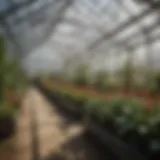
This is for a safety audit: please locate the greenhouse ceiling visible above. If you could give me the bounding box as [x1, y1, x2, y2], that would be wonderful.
[0, 0, 160, 71]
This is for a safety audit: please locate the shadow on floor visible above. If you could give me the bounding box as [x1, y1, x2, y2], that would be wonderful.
[35, 85, 82, 127]
[34, 84, 114, 160]
[43, 131, 108, 160]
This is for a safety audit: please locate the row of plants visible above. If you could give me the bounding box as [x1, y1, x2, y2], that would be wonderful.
[85, 97, 160, 158]
[0, 36, 26, 141]
[49, 63, 160, 96]
[42, 76, 160, 110]
[40, 81, 160, 159]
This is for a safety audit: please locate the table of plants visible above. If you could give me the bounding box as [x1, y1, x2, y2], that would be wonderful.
[38, 68, 160, 160]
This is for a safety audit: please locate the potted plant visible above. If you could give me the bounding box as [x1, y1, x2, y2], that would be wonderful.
[0, 104, 15, 139]
[84, 96, 160, 159]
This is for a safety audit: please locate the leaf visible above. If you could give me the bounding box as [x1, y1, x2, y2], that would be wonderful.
[150, 140, 160, 152]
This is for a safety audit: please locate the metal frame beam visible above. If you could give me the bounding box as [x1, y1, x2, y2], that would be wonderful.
[88, 2, 160, 50]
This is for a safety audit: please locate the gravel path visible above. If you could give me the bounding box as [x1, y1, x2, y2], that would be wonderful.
[0, 87, 106, 160]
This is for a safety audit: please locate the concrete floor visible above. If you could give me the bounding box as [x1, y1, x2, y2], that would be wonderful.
[0, 87, 106, 160]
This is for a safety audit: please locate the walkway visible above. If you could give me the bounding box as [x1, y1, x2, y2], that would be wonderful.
[5, 87, 106, 160]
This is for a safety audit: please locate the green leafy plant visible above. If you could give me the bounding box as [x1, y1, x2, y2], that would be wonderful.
[0, 35, 27, 140]
[148, 72, 160, 95]
[0, 35, 26, 105]
[71, 64, 89, 86]
[120, 60, 134, 92]
[93, 70, 108, 92]
[85, 96, 160, 156]
[0, 105, 15, 120]
[42, 81, 160, 157]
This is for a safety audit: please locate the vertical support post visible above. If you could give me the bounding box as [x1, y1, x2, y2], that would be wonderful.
[0, 36, 6, 101]
[124, 45, 134, 93]
[142, 27, 153, 86]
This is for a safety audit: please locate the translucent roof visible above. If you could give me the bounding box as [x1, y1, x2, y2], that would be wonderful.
[1, 0, 160, 71]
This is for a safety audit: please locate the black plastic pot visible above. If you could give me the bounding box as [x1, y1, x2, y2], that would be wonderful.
[56, 98, 83, 118]
[0, 118, 15, 139]
[85, 120, 146, 160]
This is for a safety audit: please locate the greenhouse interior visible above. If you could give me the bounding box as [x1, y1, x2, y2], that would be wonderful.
[0, 0, 160, 160]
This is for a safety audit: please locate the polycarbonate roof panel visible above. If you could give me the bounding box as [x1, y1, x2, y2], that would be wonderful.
[50, 0, 145, 55]
[4, 0, 70, 52]
[1, 0, 142, 52]
[1, 0, 160, 69]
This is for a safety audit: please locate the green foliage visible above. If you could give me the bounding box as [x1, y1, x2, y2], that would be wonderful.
[85, 98, 107, 120]
[4, 59, 21, 89]
[0, 37, 6, 64]
[71, 64, 89, 86]
[0, 35, 26, 104]
[72, 94, 88, 106]
[0, 104, 15, 120]
[93, 70, 108, 92]
[43, 77, 160, 156]
[107, 79, 122, 91]
[0, 37, 7, 99]
[148, 72, 160, 95]
[85, 96, 160, 155]
[121, 61, 133, 91]
[54, 88, 89, 111]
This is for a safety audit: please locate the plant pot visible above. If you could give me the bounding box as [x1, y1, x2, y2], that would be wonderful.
[0, 117, 15, 139]
[57, 99, 82, 117]
[85, 120, 145, 160]
[122, 130, 150, 155]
